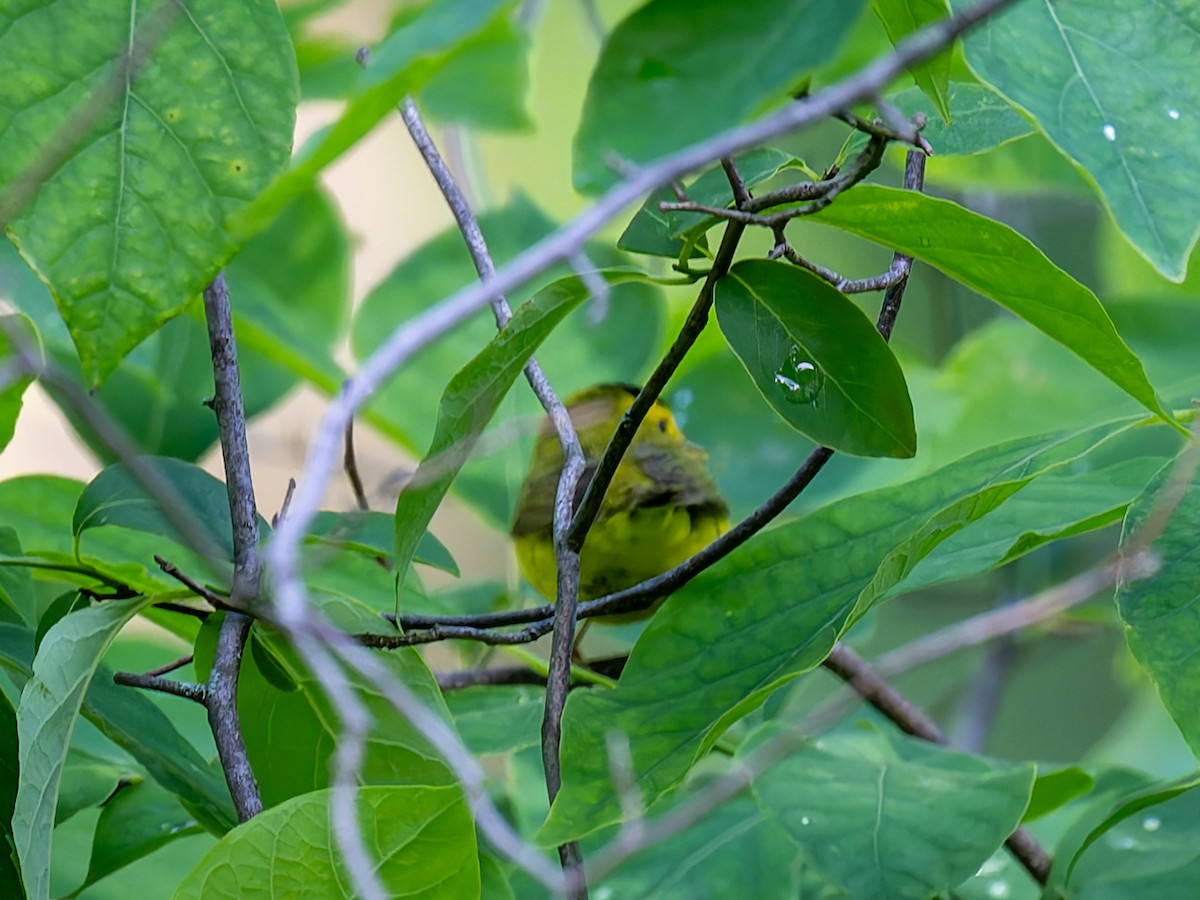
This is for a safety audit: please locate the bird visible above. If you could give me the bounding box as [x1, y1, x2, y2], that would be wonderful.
[511, 383, 729, 619]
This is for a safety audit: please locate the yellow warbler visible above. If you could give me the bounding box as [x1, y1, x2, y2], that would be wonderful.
[511, 384, 729, 616]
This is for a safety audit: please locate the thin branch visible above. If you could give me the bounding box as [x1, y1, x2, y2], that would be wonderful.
[155, 555, 230, 609]
[402, 95, 589, 892]
[113, 670, 208, 704]
[201, 274, 263, 823]
[436, 655, 629, 691]
[836, 108, 933, 155]
[344, 421, 371, 511]
[659, 133, 888, 229]
[144, 654, 195, 678]
[152, 601, 211, 621]
[822, 643, 1053, 885]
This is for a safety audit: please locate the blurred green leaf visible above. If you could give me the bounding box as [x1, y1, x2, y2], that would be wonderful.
[749, 725, 1034, 899]
[13, 597, 152, 900]
[1025, 766, 1096, 823]
[173, 786, 478, 899]
[0, 528, 35, 626]
[573, 0, 867, 193]
[393, 271, 649, 597]
[716, 260, 916, 458]
[894, 456, 1164, 597]
[0, 315, 36, 452]
[542, 418, 1135, 844]
[55, 745, 135, 825]
[73, 457, 269, 563]
[871, 0, 952, 122]
[0, 0, 298, 382]
[809, 186, 1177, 428]
[444, 686, 542, 755]
[237, 0, 516, 236]
[240, 623, 456, 808]
[1117, 456, 1200, 756]
[78, 779, 202, 894]
[419, 13, 531, 131]
[0, 689, 22, 899]
[597, 794, 802, 899]
[956, 0, 1200, 280]
[308, 510, 458, 576]
[1057, 772, 1200, 895]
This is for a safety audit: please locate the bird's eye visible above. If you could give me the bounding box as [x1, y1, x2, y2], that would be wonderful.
[657, 419, 668, 432]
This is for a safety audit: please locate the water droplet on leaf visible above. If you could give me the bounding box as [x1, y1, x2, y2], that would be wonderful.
[774, 347, 823, 406]
[1102, 124, 1117, 141]
[1143, 816, 1162, 831]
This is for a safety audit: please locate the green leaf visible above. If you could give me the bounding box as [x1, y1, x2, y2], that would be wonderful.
[419, 13, 531, 131]
[1025, 766, 1095, 823]
[444, 686, 543, 756]
[808, 185, 1177, 428]
[716, 260, 916, 458]
[597, 793, 802, 899]
[79, 779, 202, 892]
[73, 457, 269, 563]
[227, 186, 353, 411]
[0, 623, 237, 837]
[55, 746, 136, 825]
[0, 315, 36, 452]
[1117, 456, 1200, 756]
[894, 456, 1163, 597]
[849, 82, 1034, 157]
[573, 0, 868, 193]
[871, 0, 952, 122]
[0, 0, 298, 383]
[749, 725, 1034, 899]
[541, 417, 1136, 844]
[0, 690, 22, 900]
[605, 797, 805, 897]
[955, 0, 1200, 280]
[618, 148, 798, 259]
[236, 0, 516, 237]
[393, 271, 647, 595]
[173, 785, 478, 899]
[308, 510, 458, 576]
[0, 528, 35, 626]
[13, 596, 152, 900]
[240, 624, 457, 808]
[1057, 772, 1200, 893]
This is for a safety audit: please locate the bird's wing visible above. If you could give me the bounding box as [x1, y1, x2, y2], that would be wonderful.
[628, 443, 729, 520]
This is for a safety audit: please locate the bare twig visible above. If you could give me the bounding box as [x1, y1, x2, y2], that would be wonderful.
[399, 96, 589, 889]
[113, 670, 208, 704]
[658, 133, 888, 229]
[344, 421, 371, 512]
[155, 555, 230, 609]
[144, 654, 195, 678]
[201, 274, 263, 822]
